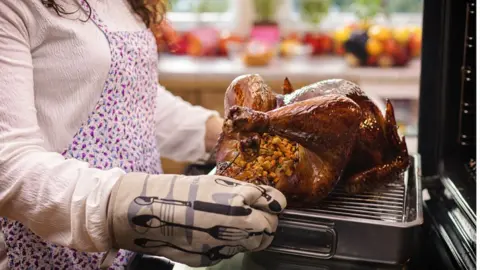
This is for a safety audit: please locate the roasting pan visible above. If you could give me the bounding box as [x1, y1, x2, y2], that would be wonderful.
[209, 154, 423, 266]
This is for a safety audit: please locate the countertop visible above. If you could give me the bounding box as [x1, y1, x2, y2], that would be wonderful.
[158, 55, 421, 99]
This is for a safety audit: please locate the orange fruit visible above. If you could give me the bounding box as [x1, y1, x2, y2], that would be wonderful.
[384, 39, 399, 55]
[368, 25, 391, 41]
[393, 28, 411, 45]
[333, 27, 351, 43]
[366, 39, 384, 56]
[410, 26, 422, 37]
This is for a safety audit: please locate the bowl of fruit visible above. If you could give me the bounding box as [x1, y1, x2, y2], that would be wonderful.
[341, 25, 421, 68]
[226, 40, 278, 67]
[279, 35, 314, 60]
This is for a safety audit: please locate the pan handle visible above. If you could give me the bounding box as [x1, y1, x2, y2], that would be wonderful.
[127, 254, 174, 270]
[267, 219, 337, 259]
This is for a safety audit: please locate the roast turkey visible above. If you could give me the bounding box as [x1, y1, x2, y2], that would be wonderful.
[215, 74, 409, 206]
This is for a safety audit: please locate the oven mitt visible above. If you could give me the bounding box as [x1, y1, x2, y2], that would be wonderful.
[102, 172, 287, 268]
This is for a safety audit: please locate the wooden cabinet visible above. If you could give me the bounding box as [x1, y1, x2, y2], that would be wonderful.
[200, 91, 225, 116]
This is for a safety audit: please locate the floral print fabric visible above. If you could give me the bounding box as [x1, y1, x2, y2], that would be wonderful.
[1, 1, 162, 269]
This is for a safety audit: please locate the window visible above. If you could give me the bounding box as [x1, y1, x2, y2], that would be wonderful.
[383, 0, 423, 13]
[166, 0, 240, 32]
[284, 0, 423, 31]
[292, 0, 423, 13]
[169, 0, 231, 13]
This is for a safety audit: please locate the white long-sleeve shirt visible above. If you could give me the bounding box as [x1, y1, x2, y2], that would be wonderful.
[0, 0, 218, 255]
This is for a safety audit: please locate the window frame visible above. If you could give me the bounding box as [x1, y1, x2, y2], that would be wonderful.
[165, 0, 253, 35]
[278, 0, 423, 33]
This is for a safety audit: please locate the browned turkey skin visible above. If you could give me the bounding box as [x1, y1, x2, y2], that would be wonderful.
[215, 74, 409, 206]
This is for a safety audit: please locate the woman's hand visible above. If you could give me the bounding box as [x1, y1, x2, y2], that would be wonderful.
[205, 115, 224, 152]
[105, 173, 286, 267]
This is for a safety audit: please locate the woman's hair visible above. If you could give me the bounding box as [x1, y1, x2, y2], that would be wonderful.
[40, 0, 167, 27]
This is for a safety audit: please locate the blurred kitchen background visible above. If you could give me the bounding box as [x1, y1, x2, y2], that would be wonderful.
[153, 0, 423, 174]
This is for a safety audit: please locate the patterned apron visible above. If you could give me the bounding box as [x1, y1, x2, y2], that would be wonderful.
[1, 1, 162, 269]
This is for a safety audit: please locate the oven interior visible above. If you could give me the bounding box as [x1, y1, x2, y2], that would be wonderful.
[417, 0, 476, 269]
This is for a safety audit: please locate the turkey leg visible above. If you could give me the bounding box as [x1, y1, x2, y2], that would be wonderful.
[344, 100, 410, 193]
[225, 95, 362, 154]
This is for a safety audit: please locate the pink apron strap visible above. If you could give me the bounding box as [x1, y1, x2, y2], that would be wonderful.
[78, 0, 110, 33]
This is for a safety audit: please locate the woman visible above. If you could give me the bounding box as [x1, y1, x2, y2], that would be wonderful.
[0, 0, 287, 269]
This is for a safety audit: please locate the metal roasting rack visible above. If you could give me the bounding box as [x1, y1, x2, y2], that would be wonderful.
[286, 178, 409, 223]
[209, 154, 423, 265]
[264, 154, 422, 265]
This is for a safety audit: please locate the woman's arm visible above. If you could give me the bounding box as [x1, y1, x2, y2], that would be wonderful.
[154, 85, 223, 162]
[205, 113, 224, 151]
[0, 1, 123, 253]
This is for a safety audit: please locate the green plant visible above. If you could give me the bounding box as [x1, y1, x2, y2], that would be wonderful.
[168, 0, 230, 13]
[298, 0, 331, 25]
[350, 0, 382, 21]
[196, 0, 209, 13]
[253, 0, 277, 22]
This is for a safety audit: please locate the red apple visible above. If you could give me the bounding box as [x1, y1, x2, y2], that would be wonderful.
[303, 33, 332, 55]
[334, 42, 345, 55]
[367, 55, 378, 66]
[408, 34, 422, 58]
[169, 33, 189, 55]
[320, 35, 334, 53]
[393, 47, 410, 66]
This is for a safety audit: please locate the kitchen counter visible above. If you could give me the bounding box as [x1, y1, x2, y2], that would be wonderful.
[158, 55, 421, 99]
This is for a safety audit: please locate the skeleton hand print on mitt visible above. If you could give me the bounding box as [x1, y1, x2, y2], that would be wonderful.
[105, 173, 287, 267]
